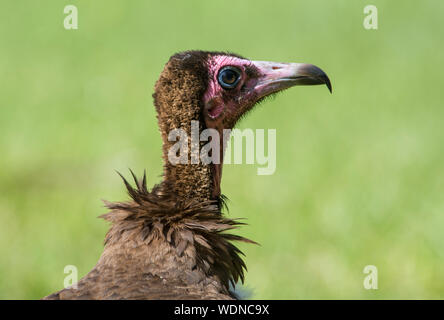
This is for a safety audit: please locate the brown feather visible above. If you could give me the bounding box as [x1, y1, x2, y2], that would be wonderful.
[43, 172, 254, 300]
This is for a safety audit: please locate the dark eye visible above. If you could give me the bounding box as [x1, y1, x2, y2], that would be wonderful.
[217, 66, 241, 89]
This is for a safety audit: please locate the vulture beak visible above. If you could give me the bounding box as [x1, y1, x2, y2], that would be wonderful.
[251, 61, 332, 97]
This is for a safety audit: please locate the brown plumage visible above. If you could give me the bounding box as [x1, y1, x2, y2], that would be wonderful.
[44, 51, 331, 300]
[44, 172, 252, 299]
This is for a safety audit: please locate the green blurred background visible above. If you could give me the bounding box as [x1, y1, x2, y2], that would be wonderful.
[1, 0, 443, 299]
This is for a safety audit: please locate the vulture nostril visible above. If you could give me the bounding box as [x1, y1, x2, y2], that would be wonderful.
[272, 66, 282, 70]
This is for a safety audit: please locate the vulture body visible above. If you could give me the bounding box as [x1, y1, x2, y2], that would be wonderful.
[44, 51, 331, 300]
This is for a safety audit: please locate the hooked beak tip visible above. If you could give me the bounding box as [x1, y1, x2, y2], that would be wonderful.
[325, 76, 333, 93]
[298, 63, 332, 93]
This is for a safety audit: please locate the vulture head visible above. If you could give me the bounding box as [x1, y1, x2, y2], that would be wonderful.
[154, 51, 331, 203]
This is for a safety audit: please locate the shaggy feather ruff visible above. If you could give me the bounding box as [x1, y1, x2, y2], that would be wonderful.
[102, 171, 256, 291]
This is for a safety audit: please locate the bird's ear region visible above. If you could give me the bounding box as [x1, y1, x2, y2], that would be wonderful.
[205, 96, 225, 119]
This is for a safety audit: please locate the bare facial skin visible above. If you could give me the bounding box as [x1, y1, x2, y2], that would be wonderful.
[203, 55, 331, 128]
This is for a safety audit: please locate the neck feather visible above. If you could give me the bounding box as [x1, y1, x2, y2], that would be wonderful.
[160, 119, 217, 203]
[153, 58, 221, 203]
[100, 172, 253, 291]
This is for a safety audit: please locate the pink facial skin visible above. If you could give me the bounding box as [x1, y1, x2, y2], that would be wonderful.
[203, 55, 256, 119]
[200, 54, 331, 199]
[202, 55, 331, 121]
[204, 55, 250, 101]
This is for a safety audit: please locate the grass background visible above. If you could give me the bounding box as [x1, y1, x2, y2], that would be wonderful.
[1, 0, 443, 299]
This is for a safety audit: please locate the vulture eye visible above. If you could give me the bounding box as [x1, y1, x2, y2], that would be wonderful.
[217, 66, 241, 89]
